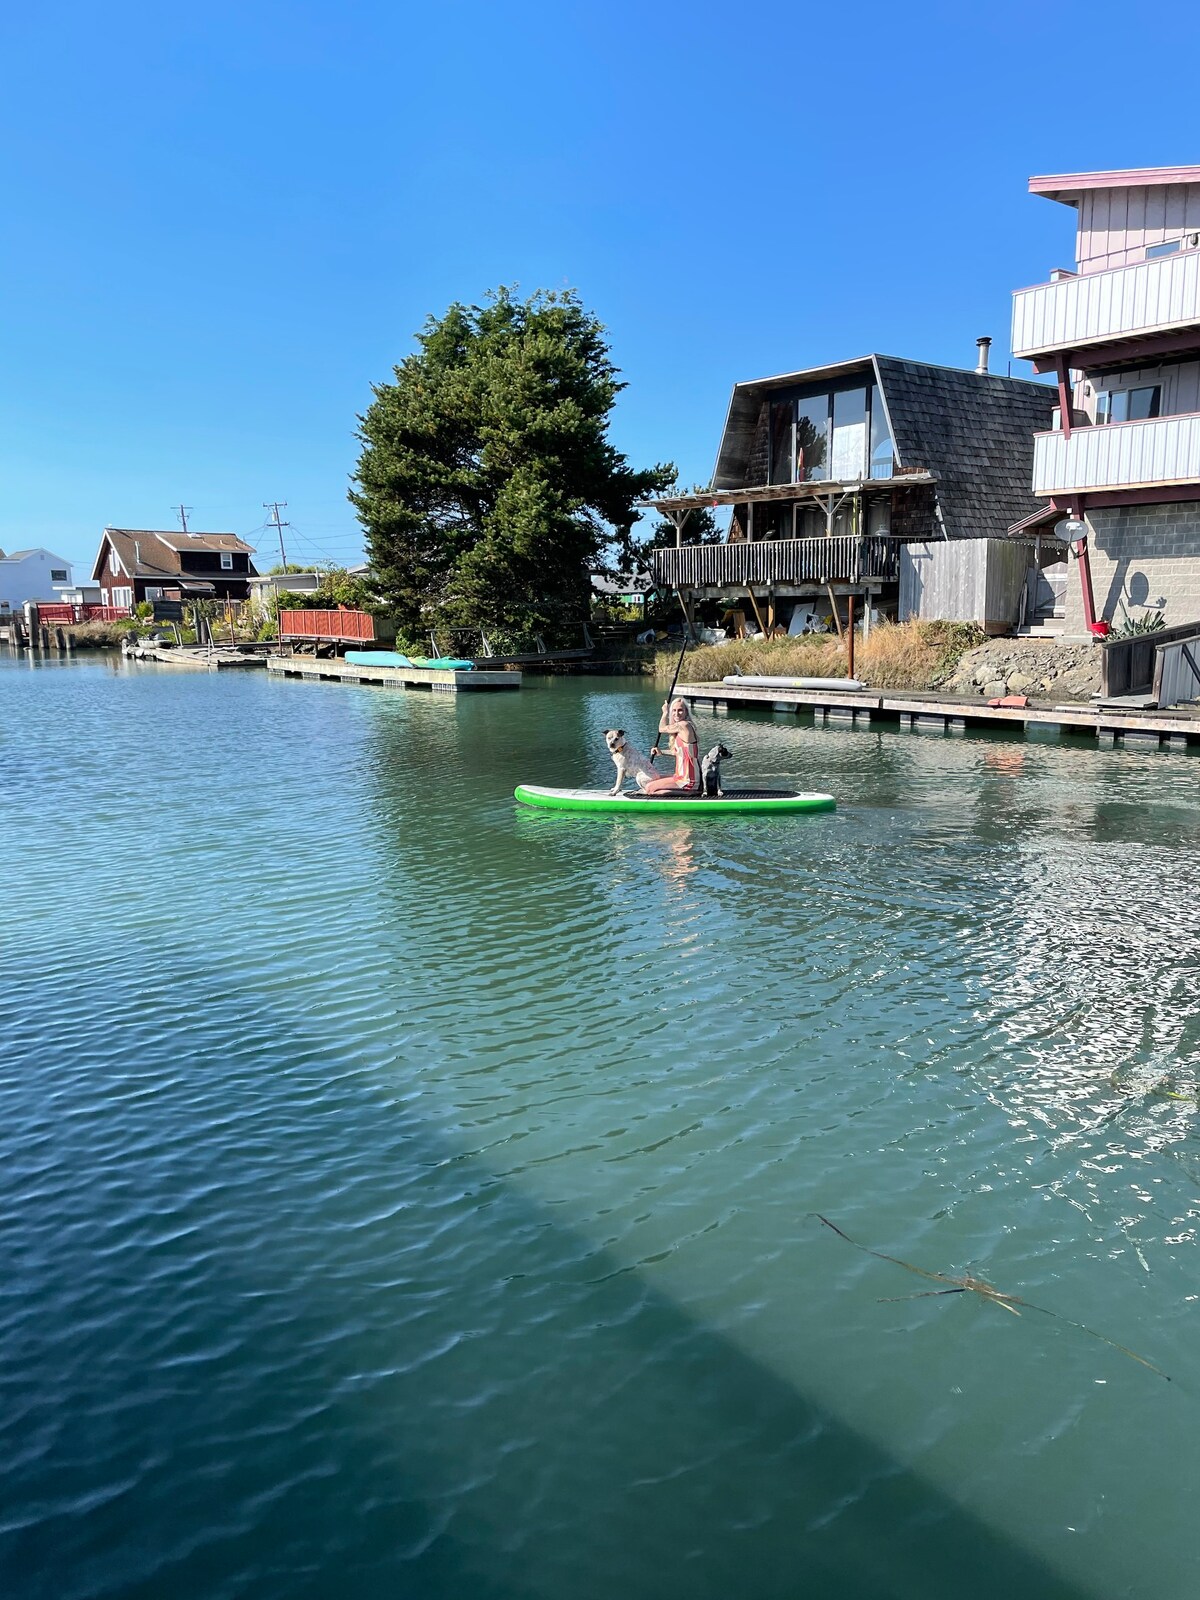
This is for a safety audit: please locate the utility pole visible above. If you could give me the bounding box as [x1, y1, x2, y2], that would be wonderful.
[264, 501, 289, 568]
[176, 504, 193, 534]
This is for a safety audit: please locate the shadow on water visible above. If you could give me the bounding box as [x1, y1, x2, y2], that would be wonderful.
[0, 970, 1093, 1600]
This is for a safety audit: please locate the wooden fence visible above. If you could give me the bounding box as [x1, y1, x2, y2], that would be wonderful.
[898, 539, 1031, 633]
[36, 603, 131, 626]
[1101, 619, 1200, 698]
[279, 608, 375, 642]
[1153, 629, 1200, 707]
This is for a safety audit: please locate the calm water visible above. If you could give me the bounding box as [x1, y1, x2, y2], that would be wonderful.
[2, 655, 1199, 1600]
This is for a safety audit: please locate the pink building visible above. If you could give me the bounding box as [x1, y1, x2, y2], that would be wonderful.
[1012, 165, 1200, 634]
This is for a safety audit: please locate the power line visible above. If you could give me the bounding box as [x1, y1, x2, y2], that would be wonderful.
[175, 503, 193, 534]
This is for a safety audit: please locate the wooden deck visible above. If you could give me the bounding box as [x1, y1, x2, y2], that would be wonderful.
[678, 680, 1200, 751]
[266, 656, 521, 692]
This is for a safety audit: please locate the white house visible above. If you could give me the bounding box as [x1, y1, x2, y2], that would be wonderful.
[0, 548, 74, 612]
[246, 571, 323, 609]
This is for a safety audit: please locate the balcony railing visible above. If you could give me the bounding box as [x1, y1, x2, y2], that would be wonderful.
[650, 534, 898, 590]
[1032, 412, 1200, 497]
[1013, 248, 1200, 361]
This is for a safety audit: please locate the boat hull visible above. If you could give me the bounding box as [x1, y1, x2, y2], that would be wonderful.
[514, 785, 835, 816]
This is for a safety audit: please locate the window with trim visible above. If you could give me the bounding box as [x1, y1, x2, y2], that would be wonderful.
[1146, 240, 1181, 260]
[113, 587, 133, 608]
[220, 552, 233, 570]
[110, 548, 120, 574]
[145, 587, 163, 601]
[1096, 386, 1161, 423]
[50, 568, 68, 581]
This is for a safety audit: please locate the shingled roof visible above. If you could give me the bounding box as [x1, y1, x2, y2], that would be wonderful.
[710, 356, 1055, 539]
[873, 358, 1055, 539]
[91, 528, 257, 582]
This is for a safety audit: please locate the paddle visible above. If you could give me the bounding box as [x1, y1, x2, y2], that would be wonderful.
[651, 634, 689, 763]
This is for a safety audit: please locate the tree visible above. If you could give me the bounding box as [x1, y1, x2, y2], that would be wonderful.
[350, 287, 674, 639]
[637, 487, 725, 555]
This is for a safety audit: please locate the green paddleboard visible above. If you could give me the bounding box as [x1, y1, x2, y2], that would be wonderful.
[514, 785, 835, 816]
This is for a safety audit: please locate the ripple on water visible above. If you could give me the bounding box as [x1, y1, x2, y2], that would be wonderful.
[2, 663, 1199, 1599]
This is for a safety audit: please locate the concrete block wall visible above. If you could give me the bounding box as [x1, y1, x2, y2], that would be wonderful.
[1063, 502, 1200, 632]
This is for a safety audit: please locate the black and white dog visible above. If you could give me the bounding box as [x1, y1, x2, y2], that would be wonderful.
[701, 743, 733, 796]
[603, 729, 657, 795]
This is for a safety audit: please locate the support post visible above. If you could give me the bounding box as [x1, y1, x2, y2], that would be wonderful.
[1054, 354, 1073, 440]
[846, 595, 855, 680]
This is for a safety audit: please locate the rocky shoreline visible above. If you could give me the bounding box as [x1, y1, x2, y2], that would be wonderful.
[941, 638, 1101, 701]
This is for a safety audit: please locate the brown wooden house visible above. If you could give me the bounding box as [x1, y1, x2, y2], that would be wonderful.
[91, 528, 258, 609]
[646, 352, 1055, 635]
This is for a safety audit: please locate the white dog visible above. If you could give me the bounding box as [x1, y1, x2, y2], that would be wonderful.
[603, 729, 657, 795]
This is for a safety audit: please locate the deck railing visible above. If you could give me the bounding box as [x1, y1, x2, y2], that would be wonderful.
[1032, 412, 1200, 496]
[1013, 248, 1200, 361]
[649, 534, 898, 590]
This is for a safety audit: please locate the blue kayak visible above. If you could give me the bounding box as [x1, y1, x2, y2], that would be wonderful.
[344, 650, 474, 670]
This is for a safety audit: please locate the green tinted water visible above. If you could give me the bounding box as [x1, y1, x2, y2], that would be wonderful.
[2, 656, 1198, 1599]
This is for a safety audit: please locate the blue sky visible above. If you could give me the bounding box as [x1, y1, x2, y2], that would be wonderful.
[3, 0, 1199, 575]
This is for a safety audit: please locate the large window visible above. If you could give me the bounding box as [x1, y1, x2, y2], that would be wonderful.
[830, 388, 867, 479]
[769, 400, 794, 485]
[762, 378, 891, 484]
[795, 396, 829, 480]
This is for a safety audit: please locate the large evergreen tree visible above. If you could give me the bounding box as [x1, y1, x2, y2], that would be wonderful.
[350, 287, 673, 640]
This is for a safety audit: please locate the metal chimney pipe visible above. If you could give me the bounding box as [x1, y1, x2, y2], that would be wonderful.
[134, 540, 141, 565]
[975, 336, 992, 375]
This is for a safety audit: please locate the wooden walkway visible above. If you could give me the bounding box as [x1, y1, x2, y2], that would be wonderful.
[266, 656, 521, 693]
[678, 680, 1200, 751]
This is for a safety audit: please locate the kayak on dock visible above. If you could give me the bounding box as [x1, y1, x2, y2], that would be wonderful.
[345, 650, 475, 670]
[514, 785, 835, 816]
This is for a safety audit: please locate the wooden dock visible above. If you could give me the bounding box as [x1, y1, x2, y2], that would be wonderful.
[266, 656, 521, 692]
[127, 644, 264, 669]
[679, 680, 1200, 751]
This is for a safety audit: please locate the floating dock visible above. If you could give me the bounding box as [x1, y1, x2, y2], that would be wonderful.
[266, 655, 520, 692]
[679, 680, 1200, 751]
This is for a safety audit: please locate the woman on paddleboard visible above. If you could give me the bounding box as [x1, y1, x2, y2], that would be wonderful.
[644, 698, 700, 795]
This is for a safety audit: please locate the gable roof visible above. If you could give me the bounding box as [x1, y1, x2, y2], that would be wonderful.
[91, 528, 257, 583]
[710, 355, 1054, 539]
[0, 547, 73, 564]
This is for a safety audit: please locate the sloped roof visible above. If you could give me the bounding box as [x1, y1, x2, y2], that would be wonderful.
[92, 528, 257, 582]
[710, 355, 1053, 539]
[1031, 166, 1200, 206]
[874, 358, 1056, 539]
[1, 547, 72, 563]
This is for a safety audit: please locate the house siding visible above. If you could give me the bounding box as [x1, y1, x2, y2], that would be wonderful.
[1075, 184, 1200, 273]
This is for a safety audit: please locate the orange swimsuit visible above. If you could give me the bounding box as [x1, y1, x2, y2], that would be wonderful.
[645, 733, 699, 793]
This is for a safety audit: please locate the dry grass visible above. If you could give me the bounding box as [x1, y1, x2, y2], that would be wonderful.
[662, 621, 985, 693]
[70, 621, 133, 647]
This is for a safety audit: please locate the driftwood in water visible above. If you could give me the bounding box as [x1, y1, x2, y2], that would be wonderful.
[815, 1214, 1170, 1382]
